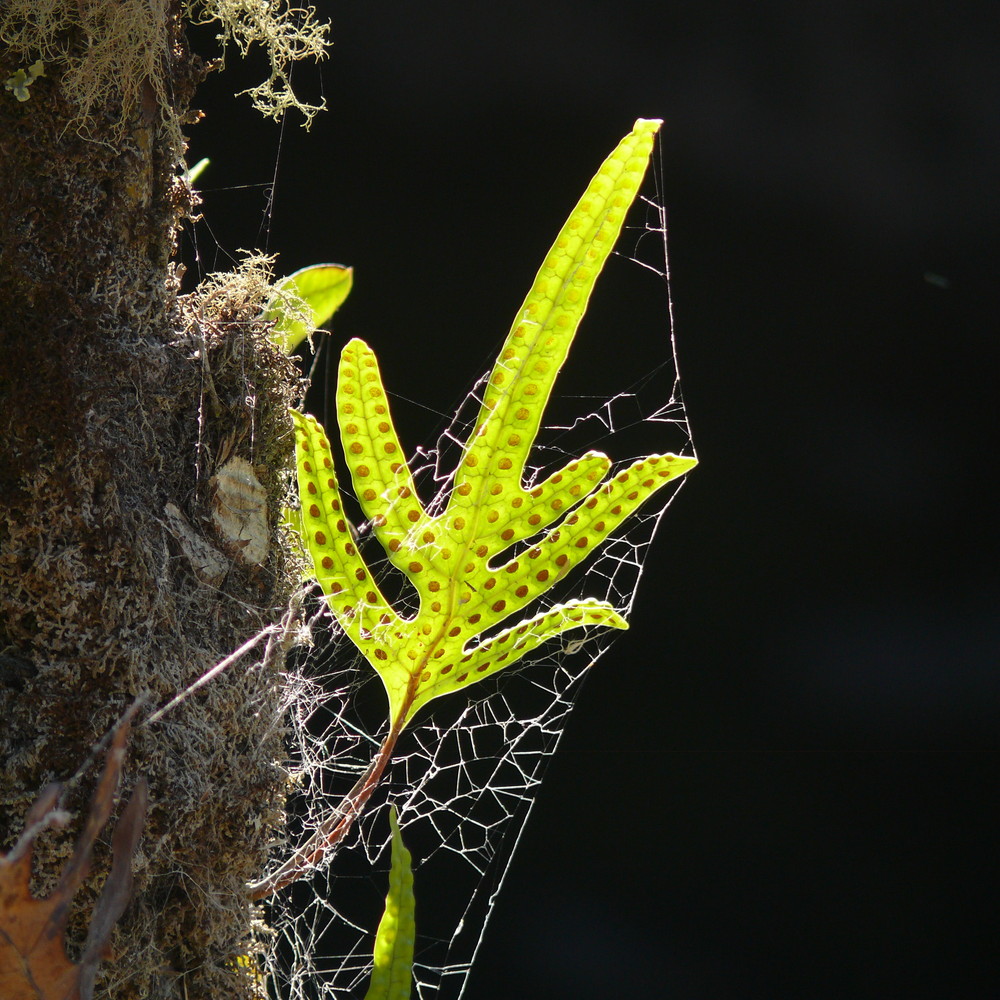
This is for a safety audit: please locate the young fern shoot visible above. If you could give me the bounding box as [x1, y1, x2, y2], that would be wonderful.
[250, 118, 695, 900]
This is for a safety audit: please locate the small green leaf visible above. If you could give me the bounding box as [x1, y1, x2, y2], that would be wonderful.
[363, 806, 415, 1000]
[265, 263, 353, 353]
[185, 157, 211, 185]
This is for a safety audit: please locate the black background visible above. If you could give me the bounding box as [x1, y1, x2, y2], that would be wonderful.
[186, 2, 998, 998]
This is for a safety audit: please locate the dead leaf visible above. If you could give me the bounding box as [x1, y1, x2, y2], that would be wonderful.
[0, 716, 147, 1000]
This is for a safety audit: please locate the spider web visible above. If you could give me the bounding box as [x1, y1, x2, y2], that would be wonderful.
[250, 151, 694, 998]
[179, 119, 690, 997]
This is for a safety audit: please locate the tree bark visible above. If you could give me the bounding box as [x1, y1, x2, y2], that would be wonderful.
[1, 6, 300, 997]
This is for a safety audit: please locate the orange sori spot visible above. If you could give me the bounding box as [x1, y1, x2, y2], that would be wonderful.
[465, 454, 478, 467]
[303, 460, 313, 473]
[643, 478, 654, 488]
[627, 490, 639, 500]
[433, 648, 445, 658]
[315, 531, 327, 546]
[611, 504, 622, 516]
[575, 537, 589, 548]
[569, 484, 582, 496]
[345, 423, 358, 435]
[586, 497, 599, 509]
[555, 554, 568, 566]
[350, 443, 364, 455]
[428, 580, 441, 592]
[422, 530, 435, 543]
[523, 384, 538, 396]
[457, 672, 468, 682]
[307, 482, 317, 495]
[345, 543, 357, 556]
[476, 663, 490, 673]
[486, 511, 499, 523]
[530, 486, 543, 498]
[464, 562, 475, 573]
[408, 561, 423, 573]
[505, 561, 519, 573]
[457, 483, 472, 496]
[336, 519, 347, 532]
[355, 568, 366, 581]
[595, 520, 606, 531]
[515, 407, 530, 420]
[440, 548, 452, 559]
[511, 496, 523, 508]
[356, 464, 370, 477]
[388, 538, 401, 552]
[363, 489, 377, 502]
[536, 569, 549, 582]
[468, 613, 481, 625]
[515, 586, 528, 598]
[448, 626, 462, 637]
[491, 599, 506, 613]
[490, 484, 502, 496]
[527, 547, 541, 559]
[407, 510, 420, 523]
[475, 545, 488, 557]
[501, 528, 515, 541]
[300, 438, 311, 451]
[398, 486, 412, 498]
[550, 499, 563, 510]
[483, 578, 496, 590]
[441, 663, 453, 674]
[321, 556, 334, 570]
[567, 514, 579, 525]
[380, 614, 392, 624]
[497, 457, 512, 471]
[528, 514, 541, 526]
[453, 516, 466, 530]
[330, 582, 343, 594]
[507, 433, 521, 447]
[384, 442, 397, 454]
[421, 671, 431, 683]
[309, 504, 321, 518]
[375, 649, 387, 660]
[431, 601, 442, 612]
[341, 402, 355, 415]
[389, 462, 402, 473]
[366, 591, 378, 603]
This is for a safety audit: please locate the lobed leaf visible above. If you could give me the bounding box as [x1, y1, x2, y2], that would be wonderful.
[292, 119, 697, 734]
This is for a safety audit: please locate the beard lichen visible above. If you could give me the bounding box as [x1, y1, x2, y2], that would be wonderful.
[0, 0, 329, 136]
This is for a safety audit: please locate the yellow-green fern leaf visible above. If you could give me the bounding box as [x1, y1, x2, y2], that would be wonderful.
[363, 806, 415, 1000]
[292, 119, 697, 734]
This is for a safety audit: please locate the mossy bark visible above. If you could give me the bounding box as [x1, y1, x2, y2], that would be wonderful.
[1, 8, 299, 999]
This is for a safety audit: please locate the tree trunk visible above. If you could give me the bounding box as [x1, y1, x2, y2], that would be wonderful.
[1, 6, 301, 997]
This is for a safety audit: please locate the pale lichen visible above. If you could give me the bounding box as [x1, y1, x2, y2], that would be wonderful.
[0, 0, 329, 136]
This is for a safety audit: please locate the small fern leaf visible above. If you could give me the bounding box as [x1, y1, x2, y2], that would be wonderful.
[363, 806, 415, 1000]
